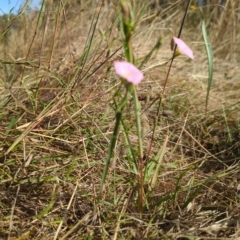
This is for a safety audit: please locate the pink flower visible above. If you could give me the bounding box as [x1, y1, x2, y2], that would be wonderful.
[114, 61, 144, 85]
[173, 37, 194, 60]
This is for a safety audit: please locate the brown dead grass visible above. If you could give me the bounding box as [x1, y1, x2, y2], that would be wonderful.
[0, 0, 239, 239]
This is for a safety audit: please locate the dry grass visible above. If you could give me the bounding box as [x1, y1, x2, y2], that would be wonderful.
[0, 0, 239, 239]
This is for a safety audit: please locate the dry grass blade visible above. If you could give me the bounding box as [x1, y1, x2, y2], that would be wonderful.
[59, 211, 93, 240]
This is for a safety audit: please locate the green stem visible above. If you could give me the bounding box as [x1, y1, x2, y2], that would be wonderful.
[99, 86, 129, 195]
[132, 85, 144, 215]
[132, 87, 143, 161]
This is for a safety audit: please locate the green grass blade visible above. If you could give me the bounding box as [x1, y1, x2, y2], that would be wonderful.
[4, 115, 22, 138]
[150, 135, 168, 189]
[99, 111, 122, 195]
[202, 20, 213, 112]
[120, 118, 138, 173]
[182, 173, 217, 209]
[99, 87, 129, 195]
[37, 183, 57, 219]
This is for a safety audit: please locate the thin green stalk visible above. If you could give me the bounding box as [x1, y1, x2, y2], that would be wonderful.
[119, 117, 138, 173]
[162, 0, 192, 95]
[99, 86, 129, 195]
[132, 87, 143, 162]
[202, 19, 213, 112]
[132, 86, 143, 214]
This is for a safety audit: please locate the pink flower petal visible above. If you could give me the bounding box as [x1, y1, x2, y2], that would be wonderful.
[173, 37, 194, 60]
[114, 61, 144, 85]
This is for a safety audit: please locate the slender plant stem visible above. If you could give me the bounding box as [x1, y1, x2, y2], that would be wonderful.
[162, 0, 192, 96]
[132, 86, 144, 215]
[99, 86, 129, 195]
